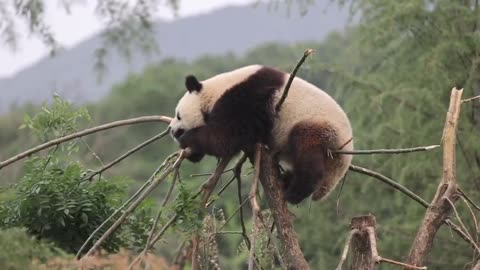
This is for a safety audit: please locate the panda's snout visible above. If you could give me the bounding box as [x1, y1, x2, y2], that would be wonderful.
[172, 128, 185, 139]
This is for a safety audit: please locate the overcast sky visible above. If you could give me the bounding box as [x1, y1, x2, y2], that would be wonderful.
[0, 0, 253, 78]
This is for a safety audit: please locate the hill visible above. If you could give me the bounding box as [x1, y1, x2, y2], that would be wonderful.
[0, 1, 350, 113]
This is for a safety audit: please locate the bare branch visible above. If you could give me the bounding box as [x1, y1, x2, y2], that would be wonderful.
[0, 115, 172, 170]
[407, 87, 464, 269]
[459, 188, 480, 213]
[201, 158, 233, 205]
[462, 95, 480, 103]
[82, 149, 186, 258]
[335, 145, 439, 155]
[275, 49, 315, 112]
[86, 129, 170, 180]
[460, 196, 480, 243]
[349, 164, 429, 208]
[446, 198, 480, 254]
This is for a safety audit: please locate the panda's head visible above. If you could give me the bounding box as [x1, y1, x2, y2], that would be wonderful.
[169, 75, 206, 141]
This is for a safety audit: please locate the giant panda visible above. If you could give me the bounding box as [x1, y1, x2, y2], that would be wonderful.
[169, 65, 353, 204]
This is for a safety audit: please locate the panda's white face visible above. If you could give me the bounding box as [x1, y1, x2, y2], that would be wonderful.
[169, 91, 206, 141]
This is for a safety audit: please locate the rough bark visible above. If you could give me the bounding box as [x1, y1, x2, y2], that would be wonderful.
[349, 215, 376, 270]
[406, 88, 464, 269]
[258, 148, 310, 270]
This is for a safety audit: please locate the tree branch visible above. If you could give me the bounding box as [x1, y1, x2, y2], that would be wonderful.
[86, 129, 170, 180]
[275, 49, 315, 113]
[349, 164, 429, 208]
[335, 145, 439, 155]
[406, 87, 464, 269]
[248, 144, 262, 270]
[258, 146, 310, 269]
[462, 94, 480, 103]
[0, 115, 172, 170]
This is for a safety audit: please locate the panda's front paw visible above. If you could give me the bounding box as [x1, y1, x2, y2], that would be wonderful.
[279, 171, 294, 192]
[186, 150, 205, 163]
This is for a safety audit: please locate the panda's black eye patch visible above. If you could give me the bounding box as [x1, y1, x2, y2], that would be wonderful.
[176, 112, 181, 120]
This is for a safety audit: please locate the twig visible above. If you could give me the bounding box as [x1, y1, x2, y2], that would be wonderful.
[83, 150, 185, 258]
[462, 95, 480, 103]
[460, 196, 479, 243]
[67, 125, 104, 166]
[205, 155, 248, 207]
[217, 197, 250, 232]
[335, 229, 359, 270]
[349, 164, 429, 208]
[235, 154, 252, 250]
[248, 144, 263, 270]
[86, 129, 169, 181]
[335, 145, 439, 155]
[459, 188, 480, 212]
[378, 256, 427, 269]
[147, 214, 178, 249]
[0, 115, 172, 170]
[446, 198, 480, 254]
[189, 168, 233, 177]
[75, 152, 178, 259]
[275, 49, 315, 112]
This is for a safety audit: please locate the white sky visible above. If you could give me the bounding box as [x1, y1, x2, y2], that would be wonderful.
[0, 0, 253, 78]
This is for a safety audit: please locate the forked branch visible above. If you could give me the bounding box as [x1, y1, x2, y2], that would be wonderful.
[406, 87, 464, 269]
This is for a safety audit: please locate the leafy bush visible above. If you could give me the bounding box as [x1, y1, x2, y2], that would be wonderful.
[0, 96, 155, 255]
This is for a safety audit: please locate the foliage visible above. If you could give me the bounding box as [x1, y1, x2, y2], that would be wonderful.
[1, 3, 479, 266]
[0, 97, 154, 254]
[0, 227, 67, 270]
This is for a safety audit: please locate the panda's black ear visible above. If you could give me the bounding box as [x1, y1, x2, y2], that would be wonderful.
[185, 75, 202, 93]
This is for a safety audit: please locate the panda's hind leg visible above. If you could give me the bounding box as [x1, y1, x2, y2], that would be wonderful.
[282, 121, 337, 204]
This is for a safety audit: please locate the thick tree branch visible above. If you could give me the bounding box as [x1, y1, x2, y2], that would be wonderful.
[258, 146, 310, 270]
[248, 144, 262, 270]
[0, 115, 172, 170]
[406, 87, 464, 269]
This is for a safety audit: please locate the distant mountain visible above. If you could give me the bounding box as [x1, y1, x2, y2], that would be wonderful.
[0, 1, 352, 113]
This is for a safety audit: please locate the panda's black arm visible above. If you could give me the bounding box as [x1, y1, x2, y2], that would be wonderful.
[179, 125, 244, 159]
